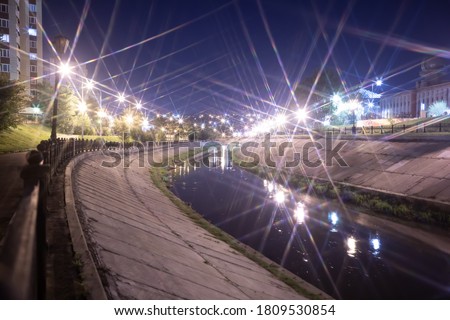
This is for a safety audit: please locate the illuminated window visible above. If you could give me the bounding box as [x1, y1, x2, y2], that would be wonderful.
[29, 4, 37, 12]
[28, 28, 37, 36]
[30, 53, 37, 60]
[1, 34, 9, 43]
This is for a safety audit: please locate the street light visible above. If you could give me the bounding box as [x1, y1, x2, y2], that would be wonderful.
[50, 35, 70, 141]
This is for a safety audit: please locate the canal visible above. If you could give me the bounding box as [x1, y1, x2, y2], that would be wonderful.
[170, 149, 450, 299]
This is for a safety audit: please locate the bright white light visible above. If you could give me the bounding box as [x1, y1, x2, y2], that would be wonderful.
[347, 236, 357, 256]
[220, 118, 226, 123]
[178, 118, 183, 124]
[329, 211, 339, 226]
[98, 109, 107, 118]
[28, 28, 37, 36]
[58, 63, 72, 77]
[85, 80, 94, 90]
[125, 114, 133, 125]
[296, 108, 307, 121]
[142, 118, 149, 127]
[275, 114, 286, 126]
[118, 93, 126, 103]
[201, 123, 205, 129]
[267, 182, 274, 193]
[78, 101, 87, 113]
[368, 102, 374, 108]
[221, 132, 225, 137]
[294, 202, 306, 224]
[194, 123, 197, 127]
[275, 190, 285, 204]
[376, 79, 383, 86]
[332, 94, 342, 105]
[371, 238, 381, 251]
[136, 101, 142, 109]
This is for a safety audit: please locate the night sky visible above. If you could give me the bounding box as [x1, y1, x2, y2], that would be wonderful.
[42, 0, 450, 117]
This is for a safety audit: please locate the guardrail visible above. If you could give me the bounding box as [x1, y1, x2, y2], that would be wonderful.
[0, 138, 181, 299]
[321, 122, 450, 135]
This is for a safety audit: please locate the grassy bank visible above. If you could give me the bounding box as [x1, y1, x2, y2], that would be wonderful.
[0, 124, 123, 153]
[149, 152, 328, 299]
[0, 124, 51, 153]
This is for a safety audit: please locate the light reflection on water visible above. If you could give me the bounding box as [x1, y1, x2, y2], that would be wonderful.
[170, 153, 449, 299]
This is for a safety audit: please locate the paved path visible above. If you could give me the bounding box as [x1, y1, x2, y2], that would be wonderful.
[0, 152, 27, 240]
[72, 152, 323, 299]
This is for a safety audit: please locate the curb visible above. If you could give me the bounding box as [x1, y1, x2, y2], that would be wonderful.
[65, 152, 107, 300]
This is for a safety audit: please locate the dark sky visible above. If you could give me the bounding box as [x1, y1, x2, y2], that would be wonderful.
[43, 0, 450, 117]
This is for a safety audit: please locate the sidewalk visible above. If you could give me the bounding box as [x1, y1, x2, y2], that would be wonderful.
[70, 152, 328, 299]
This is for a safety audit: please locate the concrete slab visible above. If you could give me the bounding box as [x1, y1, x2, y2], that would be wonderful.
[71, 152, 315, 300]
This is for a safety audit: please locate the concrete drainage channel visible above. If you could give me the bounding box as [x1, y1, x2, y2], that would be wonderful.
[65, 151, 107, 300]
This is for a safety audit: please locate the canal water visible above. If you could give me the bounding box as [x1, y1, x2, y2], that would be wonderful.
[170, 149, 449, 299]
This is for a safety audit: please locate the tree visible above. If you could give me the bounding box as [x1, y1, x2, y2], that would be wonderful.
[35, 81, 85, 134]
[295, 68, 344, 123]
[0, 76, 30, 131]
[428, 101, 448, 117]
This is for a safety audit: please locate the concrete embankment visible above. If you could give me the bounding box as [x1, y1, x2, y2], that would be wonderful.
[67, 150, 330, 299]
[236, 136, 450, 206]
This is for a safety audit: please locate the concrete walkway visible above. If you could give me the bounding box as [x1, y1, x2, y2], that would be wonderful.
[71, 152, 324, 299]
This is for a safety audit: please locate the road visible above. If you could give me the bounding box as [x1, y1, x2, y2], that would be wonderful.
[0, 152, 27, 240]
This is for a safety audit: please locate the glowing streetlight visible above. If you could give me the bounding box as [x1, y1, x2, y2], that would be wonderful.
[85, 79, 94, 90]
[58, 62, 72, 78]
[332, 93, 342, 106]
[136, 101, 142, 109]
[375, 79, 383, 87]
[118, 93, 126, 103]
[296, 108, 307, 121]
[50, 34, 70, 140]
[125, 114, 134, 126]
[275, 190, 285, 204]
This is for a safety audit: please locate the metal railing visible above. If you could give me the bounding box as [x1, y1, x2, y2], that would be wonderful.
[0, 138, 127, 299]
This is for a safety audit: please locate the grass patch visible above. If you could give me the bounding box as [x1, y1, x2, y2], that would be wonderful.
[149, 161, 327, 299]
[0, 124, 123, 153]
[0, 124, 51, 153]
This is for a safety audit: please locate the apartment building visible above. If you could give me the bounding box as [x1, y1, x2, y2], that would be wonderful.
[0, 0, 43, 97]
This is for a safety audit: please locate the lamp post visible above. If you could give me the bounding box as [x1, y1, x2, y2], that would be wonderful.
[50, 35, 70, 141]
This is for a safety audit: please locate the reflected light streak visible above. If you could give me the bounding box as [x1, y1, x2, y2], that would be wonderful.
[347, 236, 357, 257]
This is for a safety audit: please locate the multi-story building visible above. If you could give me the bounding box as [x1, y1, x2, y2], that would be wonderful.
[0, 0, 43, 97]
[379, 57, 450, 118]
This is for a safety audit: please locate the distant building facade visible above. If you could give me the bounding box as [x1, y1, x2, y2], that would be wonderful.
[380, 57, 450, 118]
[0, 0, 43, 97]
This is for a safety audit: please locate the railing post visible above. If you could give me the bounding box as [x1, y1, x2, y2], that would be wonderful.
[391, 125, 394, 133]
[380, 125, 383, 134]
[371, 126, 373, 134]
[403, 124, 406, 132]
